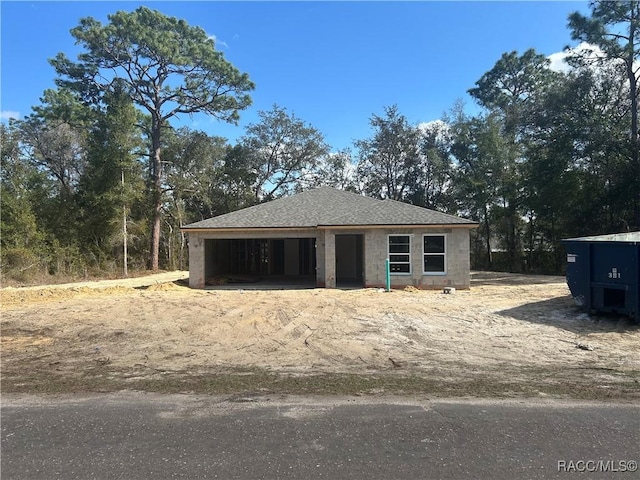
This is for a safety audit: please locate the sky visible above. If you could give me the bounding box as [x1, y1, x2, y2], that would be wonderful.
[1, 1, 589, 151]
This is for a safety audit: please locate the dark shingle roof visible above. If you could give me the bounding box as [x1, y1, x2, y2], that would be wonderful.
[182, 187, 477, 230]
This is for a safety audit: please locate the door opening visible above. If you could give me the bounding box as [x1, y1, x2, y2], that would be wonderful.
[335, 234, 364, 287]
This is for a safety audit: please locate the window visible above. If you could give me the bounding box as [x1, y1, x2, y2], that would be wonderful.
[423, 234, 446, 274]
[388, 235, 411, 274]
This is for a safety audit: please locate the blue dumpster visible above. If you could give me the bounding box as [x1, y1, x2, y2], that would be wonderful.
[562, 233, 640, 320]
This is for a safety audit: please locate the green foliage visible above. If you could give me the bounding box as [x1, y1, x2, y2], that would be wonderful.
[465, 49, 566, 271]
[239, 105, 330, 200]
[220, 144, 260, 210]
[300, 149, 358, 192]
[469, 49, 558, 135]
[79, 86, 144, 270]
[31, 88, 95, 128]
[50, 6, 255, 270]
[162, 128, 232, 269]
[164, 128, 230, 220]
[355, 106, 454, 208]
[411, 121, 454, 211]
[449, 111, 505, 269]
[50, 7, 255, 121]
[568, 0, 640, 225]
[16, 115, 87, 197]
[568, 1, 640, 63]
[356, 105, 423, 201]
[1, 124, 46, 281]
[6, 3, 640, 281]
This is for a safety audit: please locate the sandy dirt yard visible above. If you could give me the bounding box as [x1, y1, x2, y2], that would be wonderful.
[1, 272, 639, 398]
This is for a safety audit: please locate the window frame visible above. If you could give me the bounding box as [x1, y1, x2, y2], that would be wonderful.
[422, 234, 447, 275]
[387, 234, 412, 275]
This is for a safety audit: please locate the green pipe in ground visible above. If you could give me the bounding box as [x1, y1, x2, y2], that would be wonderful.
[385, 258, 391, 292]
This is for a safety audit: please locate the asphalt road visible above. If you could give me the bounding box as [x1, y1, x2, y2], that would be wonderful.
[2, 393, 638, 480]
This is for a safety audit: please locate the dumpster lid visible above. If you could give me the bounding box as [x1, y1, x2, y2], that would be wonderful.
[562, 232, 640, 244]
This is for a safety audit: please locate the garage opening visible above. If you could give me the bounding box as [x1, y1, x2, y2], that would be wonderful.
[204, 238, 316, 286]
[335, 234, 364, 287]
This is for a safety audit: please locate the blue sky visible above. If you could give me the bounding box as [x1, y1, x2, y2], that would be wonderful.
[1, 1, 588, 151]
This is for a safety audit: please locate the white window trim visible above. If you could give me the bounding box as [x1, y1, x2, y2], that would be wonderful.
[387, 234, 412, 275]
[423, 234, 447, 275]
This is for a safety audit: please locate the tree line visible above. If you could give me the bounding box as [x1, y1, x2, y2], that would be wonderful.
[1, 1, 638, 283]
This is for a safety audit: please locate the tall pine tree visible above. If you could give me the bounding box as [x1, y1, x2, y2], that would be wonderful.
[79, 85, 143, 275]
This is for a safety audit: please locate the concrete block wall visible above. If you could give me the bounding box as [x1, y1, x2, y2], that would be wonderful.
[363, 228, 471, 289]
[188, 234, 206, 288]
[186, 229, 321, 288]
[321, 229, 366, 288]
[316, 230, 327, 287]
[187, 227, 472, 289]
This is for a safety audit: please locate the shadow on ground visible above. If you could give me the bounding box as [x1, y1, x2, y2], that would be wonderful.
[471, 271, 566, 286]
[496, 295, 639, 334]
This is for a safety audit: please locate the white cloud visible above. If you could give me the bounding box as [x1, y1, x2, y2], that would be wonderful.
[417, 119, 448, 135]
[417, 120, 451, 144]
[547, 51, 571, 73]
[547, 42, 609, 73]
[0, 110, 20, 121]
[207, 33, 228, 49]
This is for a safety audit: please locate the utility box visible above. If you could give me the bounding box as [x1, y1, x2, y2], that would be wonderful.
[562, 233, 640, 320]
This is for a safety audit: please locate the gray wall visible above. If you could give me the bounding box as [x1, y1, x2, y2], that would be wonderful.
[322, 227, 472, 289]
[186, 226, 472, 289]
[186, 229, 320, 288]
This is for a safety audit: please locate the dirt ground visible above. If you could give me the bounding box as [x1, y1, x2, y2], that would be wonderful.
[2, 271, 639, 398]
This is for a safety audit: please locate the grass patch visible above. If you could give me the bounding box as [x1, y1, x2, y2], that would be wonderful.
[3, 366, 639, 400]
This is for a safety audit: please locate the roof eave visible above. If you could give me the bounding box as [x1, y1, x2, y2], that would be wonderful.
[317, 223, 478, 229]
[181, 223, 478, 233]
[180, 226, 318, 233]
